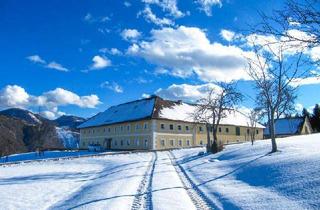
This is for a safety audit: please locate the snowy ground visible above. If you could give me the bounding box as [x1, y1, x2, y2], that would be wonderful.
[0, 150, 106, 163]
[0, 134, 320, 209]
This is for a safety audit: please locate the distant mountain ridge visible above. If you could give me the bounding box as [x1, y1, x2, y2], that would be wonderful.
[0, 108, 86, 156]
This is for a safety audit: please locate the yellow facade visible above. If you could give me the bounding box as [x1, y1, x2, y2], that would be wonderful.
[80, 119, 264, 150]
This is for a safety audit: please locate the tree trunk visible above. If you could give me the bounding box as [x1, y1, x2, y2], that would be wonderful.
[270, 111, 278, 153]
[206, 123, 211, 153]
[212, 127, 219, 153]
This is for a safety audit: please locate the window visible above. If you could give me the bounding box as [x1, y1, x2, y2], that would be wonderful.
[186, 140, 190, 146]
[144, 123, 148, 130]
[177, 125, 181, 131]
[114, 140, 118, 146]
[127, 125, 130, 131]
[226, 127, 229, 133]
[247, 129, 250, 135]
[186, 126, 189, 131]
[103, 128, 106, 133]
[256, 130, 259, 134]
[108, 128, 111, 133]
[144, 139, 148, 147]
[161, 139, 165, 146]
[199, 126, 203, 132]
[170, 140, 174, 146]
[127, 139, 130, 145]
[120, 140, 123, 146]
[136, 139, 140, 146]
[170, 124, 174, 130]
[219, 127, 221, 132]
[236, 127, 240, 136]
[178, 140, 182, 146]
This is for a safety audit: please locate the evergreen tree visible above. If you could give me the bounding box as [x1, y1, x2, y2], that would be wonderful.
[302, 108, 310, 118]
[311, 104, 320, 132]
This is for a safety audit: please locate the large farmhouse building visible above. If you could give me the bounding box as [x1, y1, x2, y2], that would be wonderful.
[78, 96, 265, 150]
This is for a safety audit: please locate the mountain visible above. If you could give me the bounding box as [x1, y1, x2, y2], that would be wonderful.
[0, 108, 85, 156]
[0, 108, 47, 125]
[53, 115, 86, 130]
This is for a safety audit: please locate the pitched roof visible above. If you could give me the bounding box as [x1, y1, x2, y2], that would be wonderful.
[264, 117, 305, 136]
[78, 96, 265, 128]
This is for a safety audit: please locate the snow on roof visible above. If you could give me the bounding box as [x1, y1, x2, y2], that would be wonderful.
[78, 97, 155, 128]
[78, 96, 265, 129]
[159, 102, 265, 128]
[264, 117, 304, 136]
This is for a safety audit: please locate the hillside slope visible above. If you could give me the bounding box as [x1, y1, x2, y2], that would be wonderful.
[0, 134, 319, 209]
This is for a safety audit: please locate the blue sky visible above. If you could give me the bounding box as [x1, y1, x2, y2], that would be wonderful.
[0, 0, 319, 119]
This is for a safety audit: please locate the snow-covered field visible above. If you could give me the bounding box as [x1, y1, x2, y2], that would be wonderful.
[0, 150, 105, 163]
[0, 134, 319, 209]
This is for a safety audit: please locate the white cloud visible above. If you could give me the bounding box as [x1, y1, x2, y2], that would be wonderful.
[26, 55, 46, 64]
[128, 26, 252, 82]
[83, 13, 109, 23]
[27, 55, 68, 72]
[90, 55, 111, 70]
[46, 61, 69, 72]
[100, 81, 123, 93]
[220, 29, 235, 42]
[99, 48, 122, 55]
[84, 13, 93, 22]
[295, 103, 304, 112]
[138, 6, 174, 26]
[142, 0, 184, 18]
[196, 0, 222, 16]
[291, 77, 320, 87]
[142, 93, 151, 98]
[124, 1, 131, 7]
[0, 85, 101, 119]
[155, 83, 222, 102]
[0, 85, 30, 108]
[121, 29, 141, 41]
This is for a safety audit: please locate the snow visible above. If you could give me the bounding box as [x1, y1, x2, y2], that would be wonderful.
[172, 133, 320, 209]
[78, 97, 155, 128]
[0, 150, 103, 163]
[56, 127, 79, 149]
[160, 102, 265, 128]
[28, 112, 42, 124]
[1, 134, 319, 209]
[264, 117, 304, 136]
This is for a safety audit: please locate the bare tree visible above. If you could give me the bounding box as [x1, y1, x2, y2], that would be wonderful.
[194, 82, 243, 153]
[254, 0, 320, 68]
[246, 108, 263, 145]
[245, 37, 309, 152]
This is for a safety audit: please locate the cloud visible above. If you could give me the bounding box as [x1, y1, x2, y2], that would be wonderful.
[46, 61, 69, 72]
[26, 55, 46, 64]
[0, 85, 101, 119]
[0, 85, 30, 108]
[128, 26, 252, 82]
[155, 83, 222, 102]
[99, 48, 122, 55]
[290, 77, 320, 87]
[100, 81, 123, 93]
[121, 29, 141, 41]
[138, 5, 174, 26]
[90, 55, 111, 70]
[295, 103, 304, 112]
[196, 0, 222, 16]
[26, 54, 69, 72]
[141, 93, 151, 98]
[124, 1, 131, 7]
[84, 13, 109, 23]
[220, 29, 235, 42]
[142, 0, 184, 18]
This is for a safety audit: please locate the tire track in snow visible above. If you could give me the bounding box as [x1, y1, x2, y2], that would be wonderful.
[169, 151, 218, 210]
[131, 151, 157, 210]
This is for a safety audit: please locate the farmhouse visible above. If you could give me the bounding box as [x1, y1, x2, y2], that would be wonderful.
[78, 96, 265, 150]
[264, 116, 312, 138]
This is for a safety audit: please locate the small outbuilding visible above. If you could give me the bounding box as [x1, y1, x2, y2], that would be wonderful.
[264, 116, 313, 138]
